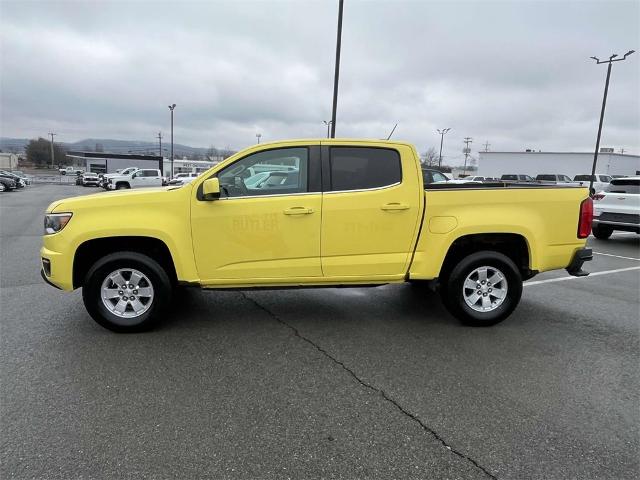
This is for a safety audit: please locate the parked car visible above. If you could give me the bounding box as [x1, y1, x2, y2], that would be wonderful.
[0, 171, 25, 188]
[41, 138, 593, 332]
[59, 166, 84, 176]
[500, 174, 536, 182]
[5, 170, 32, 185]
[446, 175, 486, 184]
[0, 175, 17, 192]
[592, 176, 640, 239]
[421, 168, 449, 185]
[106, 168, 163, 190]
[99, 167, 139, 189]
[535, 174, 582, 186]
[573, 174, 613, 194]
[81, 172, 100, 187]
[168, 172, 199, 186]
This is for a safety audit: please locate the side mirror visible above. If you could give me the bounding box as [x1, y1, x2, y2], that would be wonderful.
[202, 177, 221, 200]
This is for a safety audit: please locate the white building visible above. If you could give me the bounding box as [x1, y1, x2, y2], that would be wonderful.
[0, 152, 18, 170]
[478, 151, 640, 178]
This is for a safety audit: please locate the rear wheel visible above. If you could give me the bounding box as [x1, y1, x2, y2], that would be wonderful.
[592, 224, 613, 239]
[82, 252, 172, 332]
[440, 251, 522, 326]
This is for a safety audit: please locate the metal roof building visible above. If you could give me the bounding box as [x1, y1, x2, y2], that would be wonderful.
[477, 151, 640, 178]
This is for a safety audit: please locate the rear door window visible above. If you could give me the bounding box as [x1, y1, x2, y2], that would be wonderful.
[329, 147, 401, 191]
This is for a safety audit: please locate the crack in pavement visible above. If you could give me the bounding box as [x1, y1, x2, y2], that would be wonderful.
[239, 291, 497, 480]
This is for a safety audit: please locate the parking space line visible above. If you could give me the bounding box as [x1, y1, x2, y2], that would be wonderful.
[592, 252, 640, 262]
[524, 266, 640, 286]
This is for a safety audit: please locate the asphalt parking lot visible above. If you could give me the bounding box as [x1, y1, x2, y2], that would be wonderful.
[1, 184, 638, 479]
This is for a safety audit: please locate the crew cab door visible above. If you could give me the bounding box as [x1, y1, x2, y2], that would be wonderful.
[191, 144, 322, 283]
[320, 144, 423, 277]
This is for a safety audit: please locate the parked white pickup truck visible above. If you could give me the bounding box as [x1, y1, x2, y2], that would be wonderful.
[59, 166, 84, 175]
[106, 168, 163, 190]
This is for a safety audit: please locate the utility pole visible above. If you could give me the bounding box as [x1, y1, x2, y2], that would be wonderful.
[157, 132, 163, 157]
[168, 104, 176, 177]
[463, 137, 473, 176]
[620, 148, 625, 154]
[323, 120, 332, 138]
[436, 128, 451, 169]
[48, 132, 57, 168]
[330, 0, 344, 138]
[589, 50, 635, 193]
[256, 133, 262, 144]
[483, 141, 491, 152]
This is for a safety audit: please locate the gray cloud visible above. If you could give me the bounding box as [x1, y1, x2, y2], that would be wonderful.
[1, 0, 638, 161]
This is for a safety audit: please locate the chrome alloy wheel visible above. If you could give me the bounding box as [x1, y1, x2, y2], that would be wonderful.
[462, 266, 508, 312]
[100, 268, 154, 318]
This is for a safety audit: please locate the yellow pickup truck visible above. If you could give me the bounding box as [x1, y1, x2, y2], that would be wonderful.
[41, 139, 593, 332]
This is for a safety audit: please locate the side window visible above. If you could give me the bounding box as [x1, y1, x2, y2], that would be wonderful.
[144, 170, 158, 177]
[329, 147, 401, 191]
[217, 147, 308, 198]
[431, 172, 448, 183]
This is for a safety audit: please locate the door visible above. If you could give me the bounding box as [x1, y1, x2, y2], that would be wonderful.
[191, 145, 322, 283]
[321, 145, 422, 277]
[130, 171, 145, 187]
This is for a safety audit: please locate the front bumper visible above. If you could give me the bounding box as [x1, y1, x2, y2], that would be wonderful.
[566, 248, 592, 277]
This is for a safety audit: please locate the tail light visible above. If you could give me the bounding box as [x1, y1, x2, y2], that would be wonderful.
[592, 192, 605, 201]
[577, 197, 593, 239]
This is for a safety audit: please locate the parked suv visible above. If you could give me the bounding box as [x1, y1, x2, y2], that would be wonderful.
[574, 174, 612, 195]
[592, 177, 640, 239]
[500, 174, 535, 182]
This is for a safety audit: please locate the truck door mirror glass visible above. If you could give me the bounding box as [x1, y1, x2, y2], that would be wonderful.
[203, 178, 221, 200]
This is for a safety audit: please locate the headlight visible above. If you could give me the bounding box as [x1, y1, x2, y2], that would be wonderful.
[44, 213, 73, 235]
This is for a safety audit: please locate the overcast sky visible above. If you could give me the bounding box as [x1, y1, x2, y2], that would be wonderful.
[1, 0, 638, 162]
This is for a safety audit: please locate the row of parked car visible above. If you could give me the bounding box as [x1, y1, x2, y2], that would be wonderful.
[0, 170, 32, 192]
[74, 167, 203, 190]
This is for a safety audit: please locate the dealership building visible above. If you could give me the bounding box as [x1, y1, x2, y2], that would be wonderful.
[477, 150, 640, 178]
[66, 151, 217, 177]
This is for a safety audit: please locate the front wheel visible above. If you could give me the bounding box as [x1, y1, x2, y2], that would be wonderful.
[82, 252, 172, 332]
[440, 251, 522, 326]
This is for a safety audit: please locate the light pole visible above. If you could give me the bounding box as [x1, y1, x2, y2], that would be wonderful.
[168, 104, 176, 177]
[589, 50, 635, 193]
[256, 133, 262, 144]
[323, 120, 332, 138]
[436, 128, 451, 169]
[330, 0, 344, 138]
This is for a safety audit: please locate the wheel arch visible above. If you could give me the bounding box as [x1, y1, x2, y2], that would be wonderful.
[73, 236, 178, 289]
[439, 233, 534, 280]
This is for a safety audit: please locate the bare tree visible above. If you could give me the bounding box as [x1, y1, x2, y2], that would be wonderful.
[420, 147, 439, 167]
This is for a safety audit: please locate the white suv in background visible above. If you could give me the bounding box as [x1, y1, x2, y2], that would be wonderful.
[107, 169, 163, 190]
[574, 174, 612, 194]
[592, 177, 640, 239]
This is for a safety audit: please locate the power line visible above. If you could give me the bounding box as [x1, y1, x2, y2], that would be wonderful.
[483, 141, 491, 152]
[463, 137, 473, 175]
[48, 132, 57, 167]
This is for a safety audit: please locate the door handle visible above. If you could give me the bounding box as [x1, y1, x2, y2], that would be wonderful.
[283, 207, 314, 215]
[381, 203, 410, 211]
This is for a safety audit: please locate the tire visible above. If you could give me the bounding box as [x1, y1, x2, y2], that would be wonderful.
[82, 252, 172, 332]
[116, 183, 130, 190]
[0, 183, 5, 192]
[440, 250, 522, 327]
[592, 224, 613, 240]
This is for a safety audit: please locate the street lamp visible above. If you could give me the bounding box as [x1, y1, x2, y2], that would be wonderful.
[168, 104, 176, 177]
[256, 133, 262, 144]
[323, 120, 332, 138]
[330, 0, 344, 138]
[436, 128, 451, 169]
[588, 50, 635, 193]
